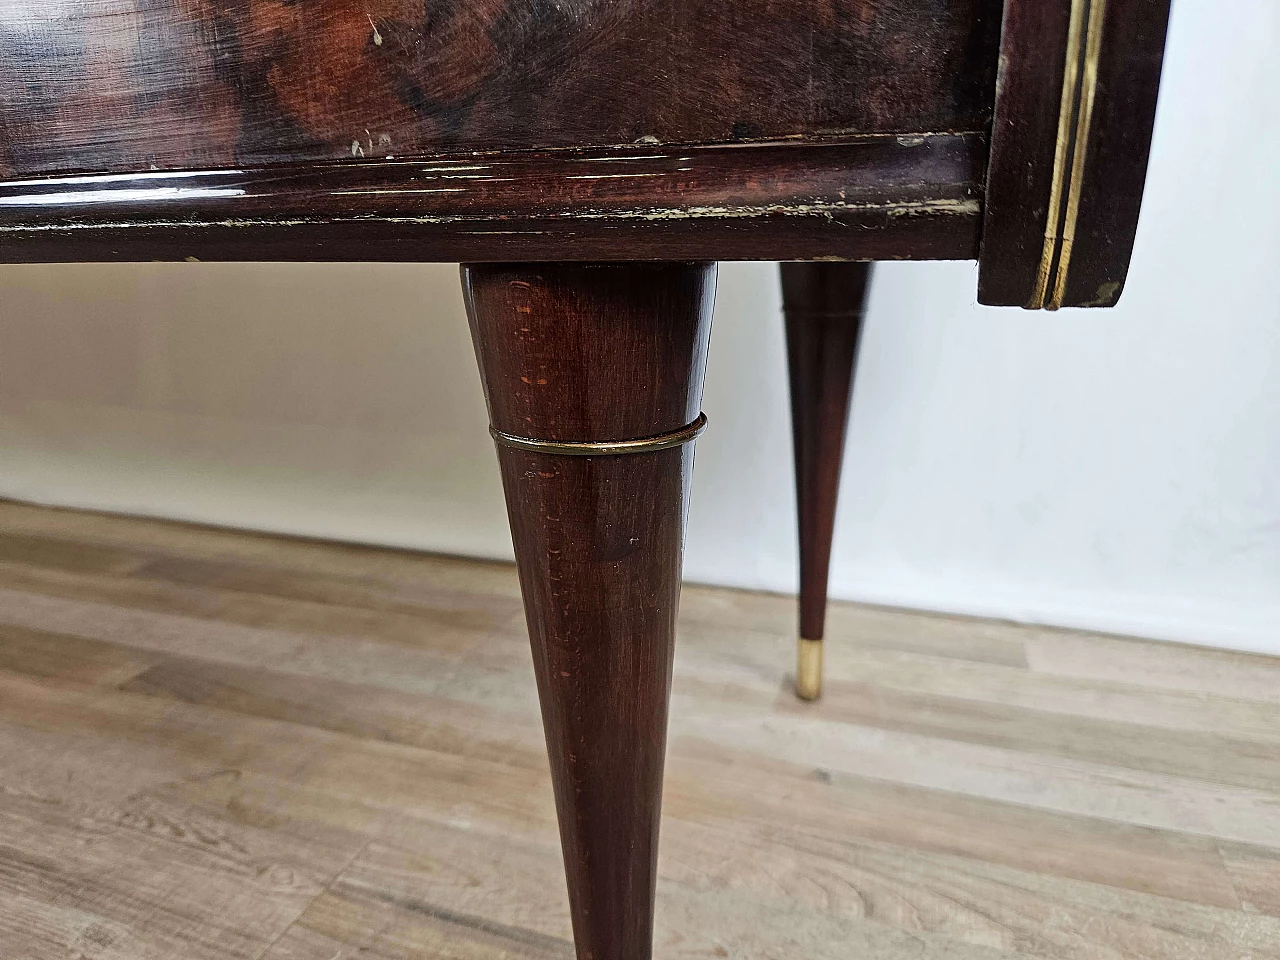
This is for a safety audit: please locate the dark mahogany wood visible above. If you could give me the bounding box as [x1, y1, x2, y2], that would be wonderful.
[978, 0, 1172, 308]
[974, 0, 1073, 306]
[782, 261, 872, 698]
[0, 0, 1001, 179]
[0, 0, 1173, 298]
[0, 0, 1177, 949]
[1054, 0, 1172, 307]
[462, 262, 715, 960]
[0, 135, 984, 265]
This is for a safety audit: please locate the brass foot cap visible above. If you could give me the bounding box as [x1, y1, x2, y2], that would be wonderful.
[796, 637, 823, 701]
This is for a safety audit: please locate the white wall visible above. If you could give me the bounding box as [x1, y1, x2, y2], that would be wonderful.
[1, 0, 1276, 653]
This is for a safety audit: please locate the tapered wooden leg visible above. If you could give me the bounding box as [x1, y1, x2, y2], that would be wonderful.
[462, 262, 716, 960]
[781, 261, 873, 701]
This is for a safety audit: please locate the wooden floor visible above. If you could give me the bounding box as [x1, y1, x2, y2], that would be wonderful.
[0, 502, 1278, 960]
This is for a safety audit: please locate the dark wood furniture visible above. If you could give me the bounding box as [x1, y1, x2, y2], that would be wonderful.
[0, 1, 1172, 957]
[781, 260, 874, 700]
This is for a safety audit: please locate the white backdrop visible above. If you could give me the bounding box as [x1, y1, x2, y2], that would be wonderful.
[1, 0, 1277, 653]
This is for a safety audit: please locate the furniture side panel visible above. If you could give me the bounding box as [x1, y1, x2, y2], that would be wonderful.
[976, 0, 1073, 306]
[977, 0, 1172, 309]
[1058, 0, 1173, 307]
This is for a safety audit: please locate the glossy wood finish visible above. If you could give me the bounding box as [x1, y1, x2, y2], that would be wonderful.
[0, 0, 1177, 948]
[0, 135, 984, 265]
[0, 0, 1174, 301]
[977, 0, 1172, 308]
[462, 262, 715, 960]
[0, 0, 1001, 179]
[782, 262, 873, 700]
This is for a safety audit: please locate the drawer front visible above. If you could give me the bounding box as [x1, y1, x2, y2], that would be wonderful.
[0, 0, 1001, 177]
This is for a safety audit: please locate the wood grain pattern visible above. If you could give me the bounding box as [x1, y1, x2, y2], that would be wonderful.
[0, 136, 985, 264]
[463, 263, 716, 960]
[0, 0, 1001, 180]
[2, 500, 1277, 959]
[0, 0, 1176, 299]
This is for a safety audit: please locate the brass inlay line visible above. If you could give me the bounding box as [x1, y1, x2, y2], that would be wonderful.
[490, 413, 707, 457]
[1031, 0, 1089, 308]
[1049, 0, 1109, 310]
[1032, 0, 1109, 310]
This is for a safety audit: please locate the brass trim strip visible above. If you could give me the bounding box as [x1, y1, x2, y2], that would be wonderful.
[490, 413, 707, 457]
[1049, 0, 1109, 310]
[1031, 0, 1089, 308]
[1032, 0, 1108, 310]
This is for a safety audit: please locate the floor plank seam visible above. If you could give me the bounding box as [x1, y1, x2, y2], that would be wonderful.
[251, 837, 375, 960]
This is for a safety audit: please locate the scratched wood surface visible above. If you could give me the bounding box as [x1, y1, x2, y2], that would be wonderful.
[0, 499, 1278, 960]
[0, 136, 986, 264]
[0, 0, 1001, 179]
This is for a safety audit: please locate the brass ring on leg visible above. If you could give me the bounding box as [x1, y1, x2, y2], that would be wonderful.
[490, 413, 707, 457]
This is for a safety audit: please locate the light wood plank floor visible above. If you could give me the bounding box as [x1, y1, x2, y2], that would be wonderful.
[0, 500, 1277, 960]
